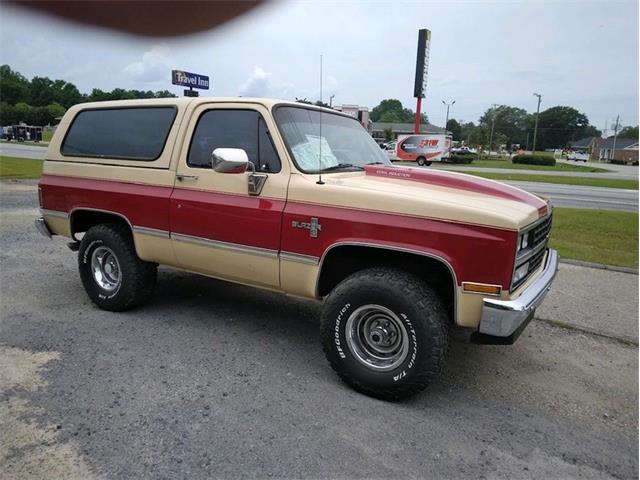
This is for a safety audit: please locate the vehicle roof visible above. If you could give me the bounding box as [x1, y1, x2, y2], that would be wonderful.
[69, 97, 330, 111]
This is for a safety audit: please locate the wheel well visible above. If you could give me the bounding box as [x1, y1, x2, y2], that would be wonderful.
[317, 245, 455, 320]
[70, 210, 132, 239]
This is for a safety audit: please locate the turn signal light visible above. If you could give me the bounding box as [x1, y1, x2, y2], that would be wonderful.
[462, 282, 502, 295]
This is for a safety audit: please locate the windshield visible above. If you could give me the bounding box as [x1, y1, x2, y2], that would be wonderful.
[274, 106, 391, 173]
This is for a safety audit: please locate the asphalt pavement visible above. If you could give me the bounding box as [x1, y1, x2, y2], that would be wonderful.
[503, 181, 638, 212]
[0, 142, 47, 160]
[1, 180, 638, 479]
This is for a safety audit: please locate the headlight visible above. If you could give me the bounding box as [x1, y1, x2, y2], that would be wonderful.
[513, 262, 529, 284]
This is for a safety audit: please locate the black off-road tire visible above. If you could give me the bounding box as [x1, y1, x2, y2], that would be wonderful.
[320, 268, 449, 400]
[78, 223, 157, 312]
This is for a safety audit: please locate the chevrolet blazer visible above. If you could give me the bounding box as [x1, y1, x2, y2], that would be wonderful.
[36, 98, 558, 399]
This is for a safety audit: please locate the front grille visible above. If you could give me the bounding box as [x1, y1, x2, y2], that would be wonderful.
[512, 213, 552, 291]
[531, 215, 552, 246]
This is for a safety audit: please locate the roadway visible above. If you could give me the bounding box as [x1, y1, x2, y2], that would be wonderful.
[0, 142, 48, 160]
[503, 181, 638, 212]
[1, 142, 638, 212]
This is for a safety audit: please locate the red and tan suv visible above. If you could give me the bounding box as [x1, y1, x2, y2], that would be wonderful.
[36, 98, 558, 399]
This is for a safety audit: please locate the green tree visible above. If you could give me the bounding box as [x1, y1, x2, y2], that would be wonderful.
[14, 102, 32, 123]
[383, 128, 394, 142]
[468, 126, 489, 148]
[370, 99, 414, 123]
[0, 102, 17, 125]
[459, 121, 476, 144]
[446, 119, 461, 140]
[479, 105, 532, 147]
[0, 65, 30, 105]
[47, 102, 66, 121]
[618, 126, 639, 140]
[154, 90, 177, 98]
[536, 106, 597, 149]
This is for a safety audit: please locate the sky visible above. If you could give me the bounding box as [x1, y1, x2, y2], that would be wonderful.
[1, 0, 638, 132]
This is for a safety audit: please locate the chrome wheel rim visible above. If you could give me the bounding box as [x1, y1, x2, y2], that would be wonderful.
[90, 246, 121, 292]
[345, 304, 409, 372]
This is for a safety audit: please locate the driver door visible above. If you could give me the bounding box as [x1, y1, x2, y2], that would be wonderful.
[169, 102, 289, 289]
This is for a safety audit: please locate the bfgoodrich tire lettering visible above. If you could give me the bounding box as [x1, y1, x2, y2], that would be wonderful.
[320, 268, 449, 400]
[78, 223, 157, 312]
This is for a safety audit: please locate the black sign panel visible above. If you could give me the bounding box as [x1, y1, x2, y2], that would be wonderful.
[184, 89, 199, 97]
[413, 29, 431, 98]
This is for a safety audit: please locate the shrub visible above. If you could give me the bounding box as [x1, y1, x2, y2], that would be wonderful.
[447, 154, 475, 164]
[512, 154, 556, 166]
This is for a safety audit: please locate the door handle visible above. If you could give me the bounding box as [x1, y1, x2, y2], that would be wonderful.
[176, 174, 199, 181]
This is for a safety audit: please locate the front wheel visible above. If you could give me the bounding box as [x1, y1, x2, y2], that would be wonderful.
[416, 157, 426, 166]
[320, 268, 449, 400]
[78, 223, 157, 311]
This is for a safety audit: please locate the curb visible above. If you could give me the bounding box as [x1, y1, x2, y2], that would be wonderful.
[534, 316, 638, 346]
[559, 258, 638, 275]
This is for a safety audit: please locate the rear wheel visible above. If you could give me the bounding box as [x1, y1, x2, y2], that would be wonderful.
[425, 161, 432, 166]
[78, 223, 157, 311]
[320, 268, 449, 400]
[416, 156, 426, 166]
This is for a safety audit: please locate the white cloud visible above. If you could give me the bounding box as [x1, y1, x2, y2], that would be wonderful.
[123, 44, 173, 83]
[239, 66, 272, 97]
[238, 66, 297, 99]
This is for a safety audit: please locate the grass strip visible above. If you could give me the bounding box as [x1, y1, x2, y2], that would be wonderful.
[0, 156, 44, 178]
[461, 171, 638, 190]
[550, 207, 638, 268]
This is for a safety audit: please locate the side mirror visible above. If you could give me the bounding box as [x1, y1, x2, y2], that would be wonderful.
[211, 148, 249, 174]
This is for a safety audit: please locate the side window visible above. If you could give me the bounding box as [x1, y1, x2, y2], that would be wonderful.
[187, 109, 281, 172]
[61, 107, 177, 160]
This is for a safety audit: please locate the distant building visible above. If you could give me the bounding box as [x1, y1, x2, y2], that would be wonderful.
[569, 136, 603, 160]
[333, 105, 370, 131]
[597, 136, 639, 164]
[371, 122, 445, 143]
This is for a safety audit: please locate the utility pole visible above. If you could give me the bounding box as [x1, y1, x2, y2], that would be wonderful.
[442, 100, 455, 133]
[532, 93, 542, 153]
[611, 115, 620, 162]
[488, 103, 498, 155]
[329, 94, 335, 108]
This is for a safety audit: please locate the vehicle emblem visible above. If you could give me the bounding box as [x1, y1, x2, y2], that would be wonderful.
[291, 217, 322, 238]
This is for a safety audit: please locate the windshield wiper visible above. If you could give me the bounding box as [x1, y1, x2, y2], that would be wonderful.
[364, 161, 386, 165]
[322, 163, 364, 172]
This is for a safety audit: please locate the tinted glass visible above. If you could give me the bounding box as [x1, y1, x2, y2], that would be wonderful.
[188, 110, 281, 172]
[62, 107, 176, 160]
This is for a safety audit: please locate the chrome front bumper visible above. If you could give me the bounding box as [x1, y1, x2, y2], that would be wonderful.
[35, 216, 53, 238]
[472, 249, 559, 344]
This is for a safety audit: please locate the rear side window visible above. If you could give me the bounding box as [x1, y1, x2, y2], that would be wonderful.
[61, 107, 177, 160]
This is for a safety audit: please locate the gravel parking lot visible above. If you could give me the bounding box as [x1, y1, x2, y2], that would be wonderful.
[1, 180, 638, 479]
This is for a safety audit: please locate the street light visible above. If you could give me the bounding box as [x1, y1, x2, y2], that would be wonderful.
[442, 100, 455, 132]
[488, 103, 498, 154]
[532, 93, 542, 153]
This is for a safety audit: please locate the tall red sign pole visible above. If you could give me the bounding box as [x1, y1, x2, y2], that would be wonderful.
[413, 29, 431, 135]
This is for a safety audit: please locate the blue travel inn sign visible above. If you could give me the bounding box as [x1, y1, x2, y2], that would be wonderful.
[171, 70, 210, 90]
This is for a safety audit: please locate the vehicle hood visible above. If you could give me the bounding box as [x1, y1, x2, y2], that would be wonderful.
[289, 165, 550, 230]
